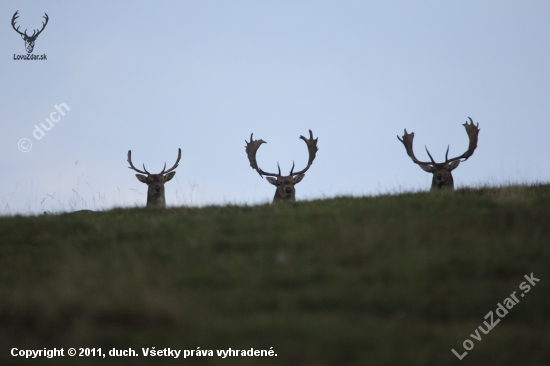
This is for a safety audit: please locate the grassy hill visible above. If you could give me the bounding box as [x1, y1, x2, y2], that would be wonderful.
[1, 184, 549, 365]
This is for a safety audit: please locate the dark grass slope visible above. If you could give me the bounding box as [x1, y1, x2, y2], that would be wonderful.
[1, 184, 549, 365]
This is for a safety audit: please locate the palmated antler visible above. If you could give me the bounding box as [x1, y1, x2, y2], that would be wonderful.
[397, 130, 434, 166]
[128, 148, 181, 175]
[290, 130, 319, 176]
[445, 117, 480, 163]
[245, 130, 319, 178]
[398, 117, 480, 165]
[245, 134, 280, 177]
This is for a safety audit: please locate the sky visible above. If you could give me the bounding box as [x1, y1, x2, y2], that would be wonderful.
[1, 1, 550, 214]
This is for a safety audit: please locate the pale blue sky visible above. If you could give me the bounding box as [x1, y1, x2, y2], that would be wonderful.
[2, 1, 550, 214]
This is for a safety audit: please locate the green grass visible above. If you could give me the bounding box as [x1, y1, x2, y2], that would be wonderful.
[1, 184, 549, 365]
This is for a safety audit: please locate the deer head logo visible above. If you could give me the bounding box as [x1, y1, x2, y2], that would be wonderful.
[397, 118, 480, 190]
[127, 149, 181, 207]
[12, 11, 49, 54]
[246, 130, 319, 202]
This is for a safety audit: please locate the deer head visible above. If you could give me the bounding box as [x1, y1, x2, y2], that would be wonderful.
[397, 117, 480, 190]
[246, 130, 318, 202]
[12, 11, 49, 54]
[127, 149, 181, 207]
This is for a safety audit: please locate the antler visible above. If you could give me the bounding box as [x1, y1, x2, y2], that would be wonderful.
[127, 150, 149, 174]
[245, 134, 279, 177]
[397, 129, 434, 166]
[11, 11, 49, 39]
[128, 149, 181, 175]
[11, 11, 25, 37]
[160, 148, 181, 174]
[31, 13, 49, 39]
[290, 130, 319, 176]
[445, 117, 480, 163]
[398, 118, 480, 165]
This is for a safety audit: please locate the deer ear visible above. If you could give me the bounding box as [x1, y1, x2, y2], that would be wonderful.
[293, 174, 305, 185]
[266, 177, 278, 186]
[164, 171, 176, 182]
[135, 174, 148, 184]
[419, 164, 435, 173]
[448, 160, 461, 171]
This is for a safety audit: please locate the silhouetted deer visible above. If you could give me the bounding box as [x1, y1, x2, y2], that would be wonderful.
[397, 118, 480, 190]
[246, 130, 318, 202]
[127, 149, 181, 207]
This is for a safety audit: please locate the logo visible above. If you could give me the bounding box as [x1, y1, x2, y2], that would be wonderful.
[11, 10, 48, 54]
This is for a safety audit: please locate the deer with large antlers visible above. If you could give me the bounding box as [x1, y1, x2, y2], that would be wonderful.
[397, 117, 480, 190]
[128, 149, 181, 207]
[11, 11, 49, 54]
[246, 130, 318, 202]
